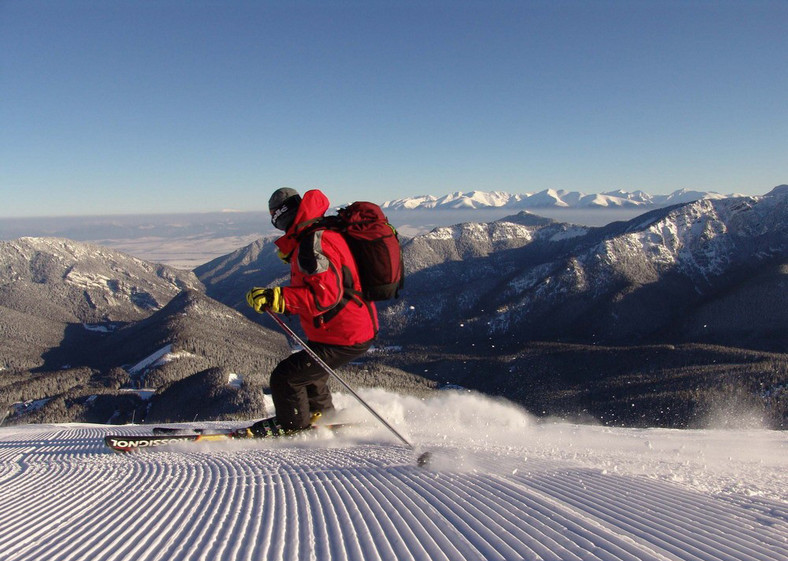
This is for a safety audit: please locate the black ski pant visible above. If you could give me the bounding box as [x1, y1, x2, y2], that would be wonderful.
[270, 339, 372, 430]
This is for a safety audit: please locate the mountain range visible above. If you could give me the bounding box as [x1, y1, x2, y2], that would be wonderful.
[391, 187, 786, 349]
[1, 186, 785, 428]
[381, 187, 732, 210]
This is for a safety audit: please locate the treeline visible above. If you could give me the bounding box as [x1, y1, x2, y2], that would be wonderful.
[582, 360, 786, 429]
[4, 283, 782, 430]
[8, 391, 146, 425]
[0, 305, 68, 371]
[384, 342, 788, 429]
[144, 337, 282, 388]
[1, 330, 437, 427]
[146, 367, 270, 423]
[0, 367, 95, 406]
[142, 356, 437, 424]
[0, 365, 147, 426]
[336, 357, 437, 397]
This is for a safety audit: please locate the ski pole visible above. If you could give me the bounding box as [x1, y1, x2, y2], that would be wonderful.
[265, 310, 430, 466]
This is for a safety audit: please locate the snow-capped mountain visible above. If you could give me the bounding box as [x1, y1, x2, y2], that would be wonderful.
[403, 212, 587, 273]
[387, 187, 787, 349]
[381, 187, 733, 210]
[2, 189, 785, 430]
[0, 237, 203, 323]
[193, 187, 786, 354]
[382, 190, 522, 209]
[0, 237, 205, 383]
[193, 235, 288, 312]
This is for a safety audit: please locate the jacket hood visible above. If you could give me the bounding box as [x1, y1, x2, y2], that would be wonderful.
[275, 189, 330, 254]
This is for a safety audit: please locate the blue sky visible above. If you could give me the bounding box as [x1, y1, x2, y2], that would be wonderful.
[1, 0, 786, 217]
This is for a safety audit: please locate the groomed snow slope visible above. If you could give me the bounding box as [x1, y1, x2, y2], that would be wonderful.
[0, 391, 785, 561]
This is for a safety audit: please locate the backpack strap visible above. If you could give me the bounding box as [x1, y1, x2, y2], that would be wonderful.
[313, 265, 368, 328]
[295, 215, 344, 241]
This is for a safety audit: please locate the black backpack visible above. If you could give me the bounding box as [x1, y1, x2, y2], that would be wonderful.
[305, 201, 404, 301]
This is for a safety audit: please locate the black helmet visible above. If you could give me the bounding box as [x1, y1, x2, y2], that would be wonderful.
[268, 187, 301, 231]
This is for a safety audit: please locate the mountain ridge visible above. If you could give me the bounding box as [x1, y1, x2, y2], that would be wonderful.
[2, 189, 785, 428]
[0, 236, 203, 323]
[381, 186, 742, 211]
[388, 191, 786, 350]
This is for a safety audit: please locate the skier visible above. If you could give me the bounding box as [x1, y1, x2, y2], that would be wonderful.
[245, 188, 378, 434]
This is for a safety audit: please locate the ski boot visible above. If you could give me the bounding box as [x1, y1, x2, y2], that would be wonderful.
[234, 416, 312, 439]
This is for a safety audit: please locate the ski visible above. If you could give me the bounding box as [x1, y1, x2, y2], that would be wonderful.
[105, 432, 232, 453]
[152, 427, 231, 435]
[105, 422, 351, 454]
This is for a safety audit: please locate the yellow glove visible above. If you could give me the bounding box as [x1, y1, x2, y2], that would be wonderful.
[246, 287, 285, 314]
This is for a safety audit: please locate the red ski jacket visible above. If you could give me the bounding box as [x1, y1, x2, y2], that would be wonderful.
[274, 189, 378, 346]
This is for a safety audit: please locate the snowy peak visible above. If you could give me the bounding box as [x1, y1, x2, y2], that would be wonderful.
[0, 237, 203, 323]
[405, 213, 585, 274]
[382, 190, 520, 210]
[382, 187, 737, 210]
[392, 190, 787, 349]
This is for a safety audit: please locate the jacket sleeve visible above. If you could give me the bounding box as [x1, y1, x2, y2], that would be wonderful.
[281, 230, 345, 318]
